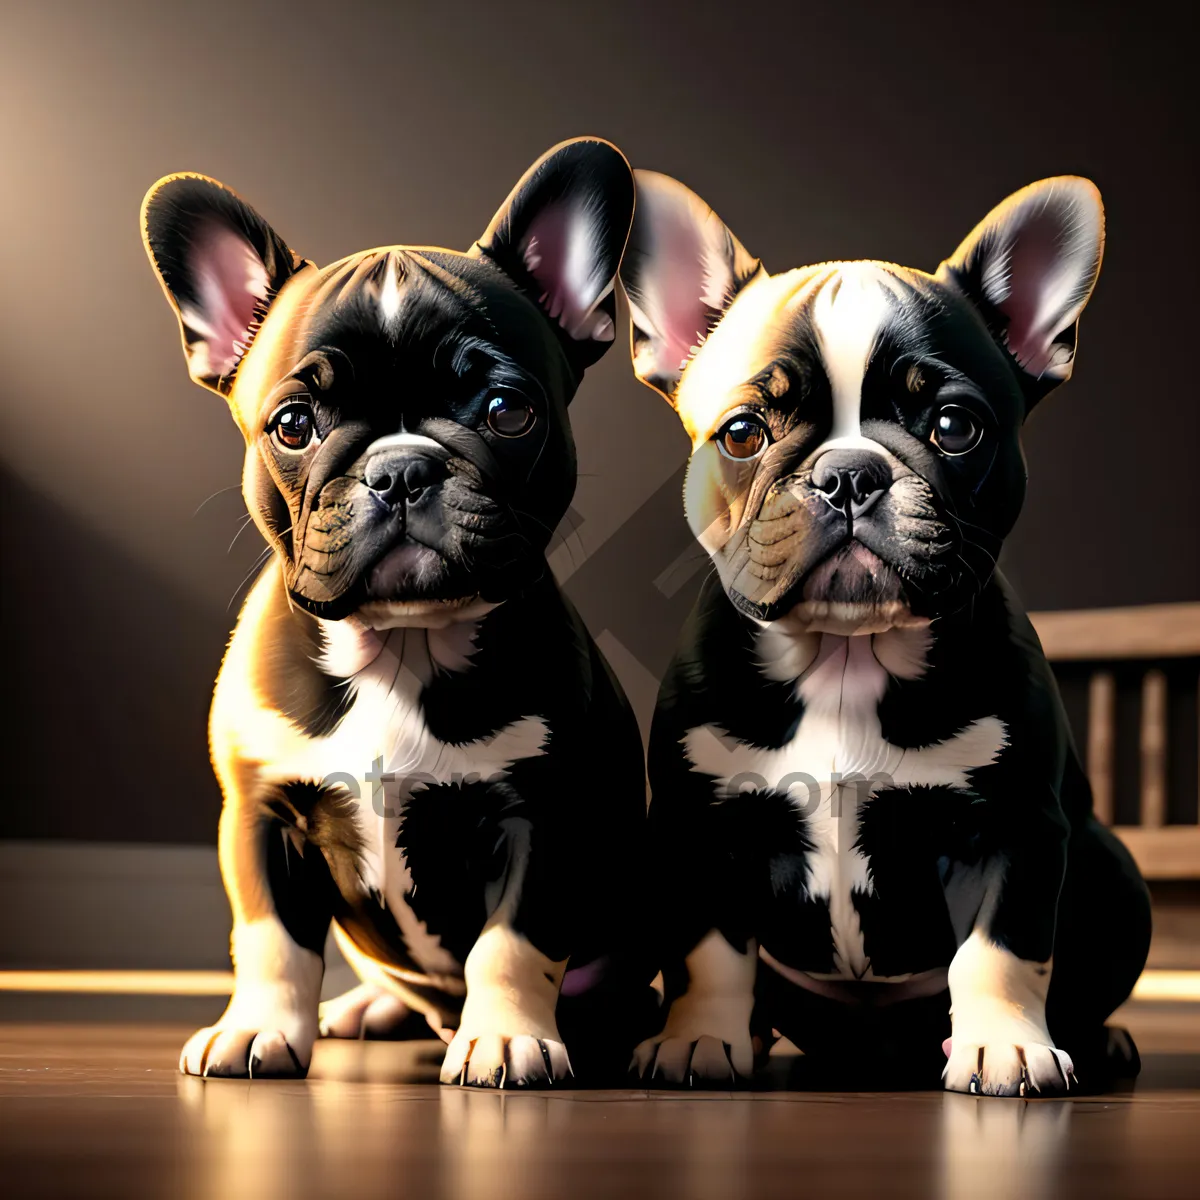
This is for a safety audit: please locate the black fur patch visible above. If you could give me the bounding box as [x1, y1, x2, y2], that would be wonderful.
[657, 573, 806, 752]
[852, 786, 966, 976]
[714, 788, 838, 974]
[397, 780, 521, 963]
[263, 782, 345, 956]
[251, 582, 353, 738]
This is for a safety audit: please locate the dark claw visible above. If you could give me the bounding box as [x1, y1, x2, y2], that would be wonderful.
[457, 1037, 477, 1087]
[1016, 1046, 1034, 1098]
[1050, 1050, 1070, 1092]
[969, 1047, 985, 1095]
[493, 1038, 509, 1090]
[284, 1043, 304, 1075]
[198, 1030, 222, 1077]
[536, 1039, 555, 1085]
[647, 1043, 662, 1081]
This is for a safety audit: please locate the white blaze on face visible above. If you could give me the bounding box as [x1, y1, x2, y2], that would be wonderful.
[379, 252, 403, 329]
[810, 264, 897, 451]
[362, 431, 444, 458]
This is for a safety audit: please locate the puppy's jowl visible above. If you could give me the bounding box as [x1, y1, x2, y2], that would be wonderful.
[142, 139, 649, 1087]
[622, 172, 1152, 1094]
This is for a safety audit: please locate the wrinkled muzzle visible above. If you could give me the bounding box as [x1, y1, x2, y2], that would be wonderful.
[286, 419, 539, 620]
[715, 446, 959, 628]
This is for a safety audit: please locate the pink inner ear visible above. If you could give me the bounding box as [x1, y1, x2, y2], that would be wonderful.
[648, 210, 719, 374]
[995, 211, 1071, 376]
[183, 221, 270, 379]
[628, 183, 740, 391]
[520, 201, 611, 341]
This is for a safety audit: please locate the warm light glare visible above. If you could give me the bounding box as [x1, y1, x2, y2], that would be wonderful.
[0, 968, 1198, 1002]
[0, 970, 234, 995]
[1130, 970, 1200, 1002]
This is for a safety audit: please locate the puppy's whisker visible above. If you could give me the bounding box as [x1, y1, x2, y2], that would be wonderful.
[226, 512, 258, 556]
[952, 544, 996, 594]
[512, 506, 582, 572]
[952, 527, 999, 573]
[227, 546, 274, 612]
[192, 483, 243, 518]
[945, 508, 1003, 552]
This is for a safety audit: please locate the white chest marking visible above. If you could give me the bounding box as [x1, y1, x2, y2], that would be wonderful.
[239, 618, 549, 977]
[683, 628, 1006, 980]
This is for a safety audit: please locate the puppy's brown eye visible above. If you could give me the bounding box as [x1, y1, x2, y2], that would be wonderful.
[930, 405, 982, 456]
[486, 390, 535, 437]
[268, 402, 316, 451]
[717, 415, 771, 461]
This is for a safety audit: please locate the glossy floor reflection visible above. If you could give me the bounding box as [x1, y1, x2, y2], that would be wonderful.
[1, 1008, 1198, 1199]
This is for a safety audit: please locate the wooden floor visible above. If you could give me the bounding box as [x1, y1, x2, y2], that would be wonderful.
[2, 1005, 1199, 1199]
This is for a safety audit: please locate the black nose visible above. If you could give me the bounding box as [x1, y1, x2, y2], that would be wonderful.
[364, 451, 445, 506]
[811, 449, 892, 519]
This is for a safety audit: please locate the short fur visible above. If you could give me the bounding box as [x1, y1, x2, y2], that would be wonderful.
[142, 139, 651, 1087]
[621, 170, 1150, 1095]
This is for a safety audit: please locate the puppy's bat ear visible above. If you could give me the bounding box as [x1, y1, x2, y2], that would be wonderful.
[141, 174, 309, 396]
[937, 176, 1104, 410]
[620, 170, 763, 403]
[471, 137, 635, 378]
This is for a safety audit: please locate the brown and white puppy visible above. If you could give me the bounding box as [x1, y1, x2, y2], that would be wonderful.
[142, 139, 650, 1087]
[620, 171, 1150, 1095]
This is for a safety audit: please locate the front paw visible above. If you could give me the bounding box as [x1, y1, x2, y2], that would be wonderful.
[179, 1025, 311, 1078]
[439, 1029, 572, 1088]
[632, 1030, 753, 1085]
[179, 983, 317, 1079]
[943, 1037, 1075, 1097]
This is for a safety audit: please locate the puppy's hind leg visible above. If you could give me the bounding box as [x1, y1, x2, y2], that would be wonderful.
[179, 793, 330, 1079]
[318, 983, 415, 1041]
[318, 924, 446, 1041]
[1046, 815, 1152, 1084]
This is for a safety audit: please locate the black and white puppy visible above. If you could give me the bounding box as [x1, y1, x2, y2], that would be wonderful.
[142, 139, 649, 1087]
[620, 172, 1152, 1095]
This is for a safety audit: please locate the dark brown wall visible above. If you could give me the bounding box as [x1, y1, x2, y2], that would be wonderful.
[1, 0, 1195, 843]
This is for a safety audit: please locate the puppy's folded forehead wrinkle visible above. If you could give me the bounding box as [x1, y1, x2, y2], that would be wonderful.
[303, 251, 475, 348]
[444, 334, 523, 382]
[336, 250, 405, 314]
[404, 252, 493, 320]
